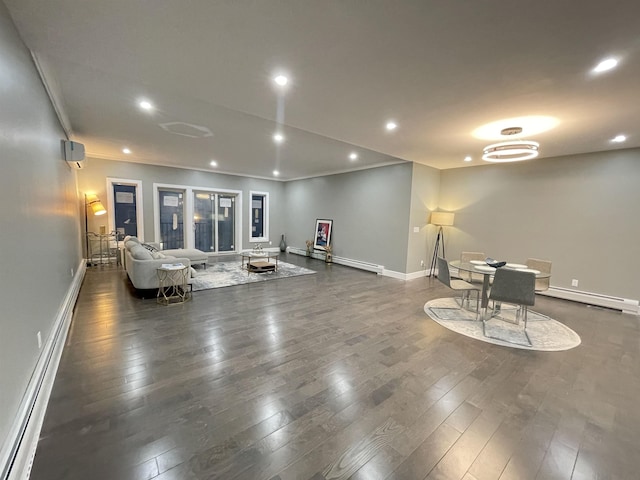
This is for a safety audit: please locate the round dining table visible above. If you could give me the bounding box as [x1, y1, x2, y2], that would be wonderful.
[449, 259, 551, 317]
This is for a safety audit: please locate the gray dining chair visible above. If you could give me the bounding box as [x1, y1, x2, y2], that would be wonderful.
[436, 257, 480, 319]
[458, 251, 486, 284]
[526, 258, 552, 292]
[484, 268, 536, 346]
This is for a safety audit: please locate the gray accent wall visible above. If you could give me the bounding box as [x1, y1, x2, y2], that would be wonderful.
[283, 163, 413, 273]
[0, 2, 82, 448]
[77, 158, 286, 252]
[439, 149, 640, 299]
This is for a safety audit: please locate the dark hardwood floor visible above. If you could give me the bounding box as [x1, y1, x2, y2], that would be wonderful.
[30, 254, 640, 479]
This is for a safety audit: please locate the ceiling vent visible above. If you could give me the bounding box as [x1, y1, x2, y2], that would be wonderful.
[159, 122, 213, 138]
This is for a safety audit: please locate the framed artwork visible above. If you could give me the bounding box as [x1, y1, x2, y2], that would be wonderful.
[313, 219, 333, 250]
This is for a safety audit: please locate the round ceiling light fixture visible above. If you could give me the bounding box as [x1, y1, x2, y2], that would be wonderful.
[482, 140, 540, 162]
[472, 116, 558, 140]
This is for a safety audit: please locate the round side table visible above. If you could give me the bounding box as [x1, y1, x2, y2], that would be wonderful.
[157, 264, 190, 305]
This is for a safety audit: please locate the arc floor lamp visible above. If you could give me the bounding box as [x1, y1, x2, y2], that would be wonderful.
[428, 211, 455, 278]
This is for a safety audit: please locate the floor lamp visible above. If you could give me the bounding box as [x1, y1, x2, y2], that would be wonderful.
[428, 211, 455, 278]
[85, 193, 107, 264]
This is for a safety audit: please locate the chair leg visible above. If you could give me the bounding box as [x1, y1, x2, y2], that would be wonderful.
[522, 306, 532, 346]
[483, 303, 532, 346]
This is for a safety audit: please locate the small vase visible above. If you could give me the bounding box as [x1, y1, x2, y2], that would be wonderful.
[279, 234, 287, 252]
[325, 252, 333, 264]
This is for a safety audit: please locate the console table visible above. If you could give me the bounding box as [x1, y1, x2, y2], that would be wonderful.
[87, 232, 119, 267]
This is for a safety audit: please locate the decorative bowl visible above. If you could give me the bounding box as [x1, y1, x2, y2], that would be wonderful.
[485, 257, 506, 268]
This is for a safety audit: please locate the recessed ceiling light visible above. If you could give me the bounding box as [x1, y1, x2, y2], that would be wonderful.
[273, 170, 280, 176]
[274, 75, 288, 86]
[593, 57, 618, 74]
[138, 99, 153, 111]
[386, 121, 397, 131]
[611, 134, 626, 143]
[210, 160, 218, 167]
[122, 147, 131, 154]
[349, 152, 358, 160]
[464, 156, 472, 162]
[273, 133, 284, 143]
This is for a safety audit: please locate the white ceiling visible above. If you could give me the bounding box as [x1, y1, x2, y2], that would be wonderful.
[5, 0, 640, 180]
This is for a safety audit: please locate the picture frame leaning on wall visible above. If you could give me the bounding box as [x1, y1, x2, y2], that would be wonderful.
[313, 219, 333, 251]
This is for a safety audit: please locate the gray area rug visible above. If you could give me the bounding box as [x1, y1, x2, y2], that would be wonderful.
[424, 297, 581, 351]
[191, 260, 316, 291]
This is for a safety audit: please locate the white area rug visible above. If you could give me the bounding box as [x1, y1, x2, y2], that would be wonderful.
[191, 260, 315, 291]
[424, 297, 581, 351]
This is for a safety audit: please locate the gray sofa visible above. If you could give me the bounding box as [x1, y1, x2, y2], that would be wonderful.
[122, 236, 194, 290]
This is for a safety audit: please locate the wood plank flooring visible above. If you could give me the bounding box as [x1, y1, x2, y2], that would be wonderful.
[30, 254, 640, 479]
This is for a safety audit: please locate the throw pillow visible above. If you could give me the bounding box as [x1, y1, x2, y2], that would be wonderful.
[130, 245, 153, 260]
[151, 251, 166, 259]
[124, 240, 138, 250]
[141, 243, 159, 253]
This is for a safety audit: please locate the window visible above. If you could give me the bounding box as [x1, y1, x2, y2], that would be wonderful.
[153, 183, 242, 253]
[193, 191, 236, 252]
[106, 178, 143, 241]
[158, 188, 185, 249]
[250, 191, 269, 243]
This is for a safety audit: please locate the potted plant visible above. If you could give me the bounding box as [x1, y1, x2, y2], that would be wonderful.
[305, 240, 313, 256]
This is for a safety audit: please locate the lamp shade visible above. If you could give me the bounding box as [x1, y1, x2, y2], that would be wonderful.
[430, 211, 454, 226]
[86, 194, 107, 216]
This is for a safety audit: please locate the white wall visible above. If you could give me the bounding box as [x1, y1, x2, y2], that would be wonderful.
[0, 1, 82, 451]
[439, 148, 640, 300]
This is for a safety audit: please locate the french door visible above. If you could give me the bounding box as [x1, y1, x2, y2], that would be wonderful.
[158, 189, 185, 249]
[193, 192, 236, 253]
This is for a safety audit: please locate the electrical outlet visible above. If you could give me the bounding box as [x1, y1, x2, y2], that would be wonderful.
[269, 241, 272, 245]
[420, 260, 425, 267]
[571, 279, 579, 287]
[70, 268, 74, 277]
[413, 227, 420, 233]
[37, 331, 42, 349]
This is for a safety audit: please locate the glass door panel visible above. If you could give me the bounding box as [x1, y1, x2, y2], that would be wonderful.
[113, 184, 137, 240]
[217, 195, 235, 252]
[193, 191, 236, 253]
[194, 193, 214, 252]
[159, 189, 184, 249]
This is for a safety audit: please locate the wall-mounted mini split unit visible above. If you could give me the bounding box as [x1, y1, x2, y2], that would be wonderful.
[62, 140, 85, 168]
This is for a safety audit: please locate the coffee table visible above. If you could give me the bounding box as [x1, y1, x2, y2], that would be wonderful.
[241, 251, 280, 274]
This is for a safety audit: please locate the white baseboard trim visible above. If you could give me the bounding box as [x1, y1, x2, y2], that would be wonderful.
[2, 259, 86, 480]
[540, 286, 639, 315]
[288, 246, 324, 260]
[382, 268, 433, 281]
[288, 247, 384, 274]
[335, 256, 383, 274]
